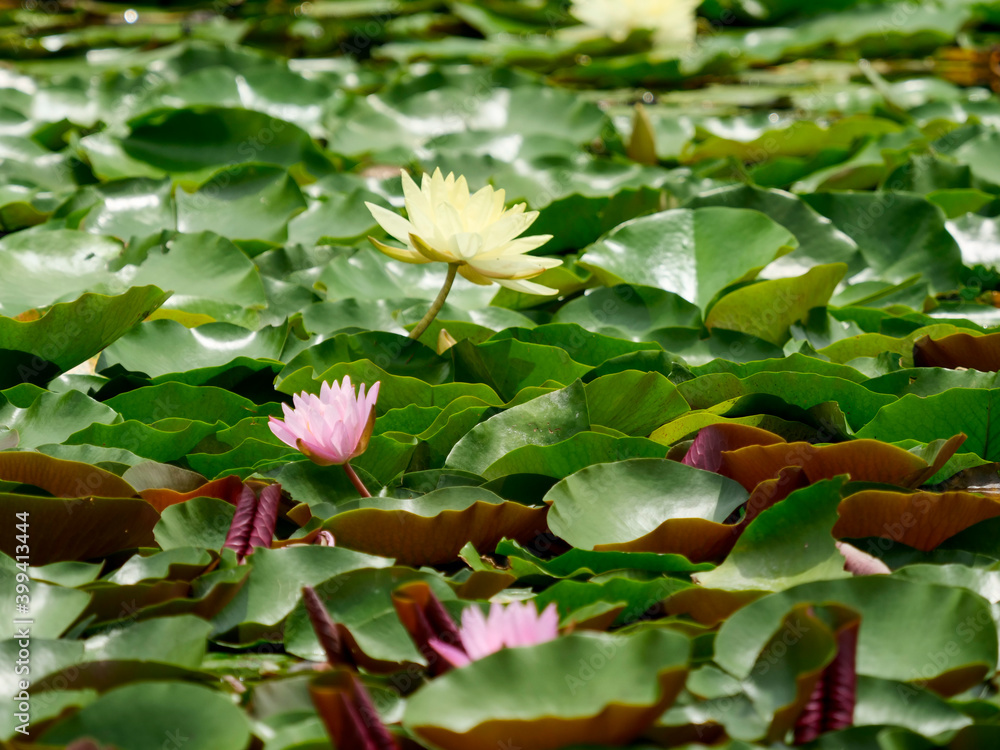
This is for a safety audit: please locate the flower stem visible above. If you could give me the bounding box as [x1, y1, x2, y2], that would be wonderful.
[343, 462, 371, 498]
[408, 263, 459, 341]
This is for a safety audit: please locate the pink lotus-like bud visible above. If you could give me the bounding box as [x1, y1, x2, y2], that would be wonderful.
[269, 376, 380, 466]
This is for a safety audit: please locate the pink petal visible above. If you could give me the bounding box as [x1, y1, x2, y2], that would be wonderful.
[334, 422, 356, 463]
[483, 602, 510, 654]
[283, 411, 310, 442]
[428, 637, 471, 669]
[297, 435, 340, 464]
[459, 605, 495, 661]
[836, 542, 891, 576]
[505, 601, 556, 648]
[536, 603, 559, 640]
[520, 601, 550, 647]
[268, 416, 299, 450]
[505, 602, 528, 648]
[443, 600, 563, 667]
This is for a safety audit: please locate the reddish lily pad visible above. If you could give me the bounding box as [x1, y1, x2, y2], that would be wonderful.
[682, 423, 785, 473]
[718, 436, 965, 492]
[140, 475, 261, 513]
[834, 489, 1000, 551]
[0, 494, 158, 564]
[913, 332, 1000, 371]
[322, 487, 548, 566]
[0, 452, 136, 498]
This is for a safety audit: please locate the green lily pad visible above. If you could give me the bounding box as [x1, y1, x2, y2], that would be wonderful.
[211, 545, 393, 640]
[705, 263, 848, 345]
[803, 191, 965, 293]
[479, 432, 668, 481]
[283, 566, 458, 666]
[578, 207, 798, 309]
[856, 389, 1000, 462]
[0, 230, 125, 314]
[552, 284, 703, 341]
[40, 681, 251, 750]
[715, 576, 997, 695]
[0, 287, 170, 385]
[546, 458, 748, 562]
[0, 390, 120, 452]
[176, 165, 307, 245]
[404, 629, 691, 750]
[446, 380, 590, 475]
[101, 320, 286, 381]
[121, 106, 333, 178]
[694, 478, 850, 591]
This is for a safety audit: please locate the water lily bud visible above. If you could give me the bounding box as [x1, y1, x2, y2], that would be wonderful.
[627, 102, 659, 166]
[436, 328, 458, 354]
[269, 376, 380, 466]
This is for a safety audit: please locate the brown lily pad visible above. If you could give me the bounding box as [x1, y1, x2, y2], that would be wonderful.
[682, 423, 785, 473]
[719, 436, 965, 492]
[322, 487, 547, 567]
[0, 493, 159, 564]
[834, 489, 1000, 551]
[0, 451, 136, 498]
[913, 332, 1000, 371]
[139, 475, 245, 513]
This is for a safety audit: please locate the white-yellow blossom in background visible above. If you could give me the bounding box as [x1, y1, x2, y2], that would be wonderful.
[571, 0, 700, 50]
[366, 168, 561, 296]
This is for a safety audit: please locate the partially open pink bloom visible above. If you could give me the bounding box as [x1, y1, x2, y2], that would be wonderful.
[269, 377, 380, 466]
[428, 600, 559, 668]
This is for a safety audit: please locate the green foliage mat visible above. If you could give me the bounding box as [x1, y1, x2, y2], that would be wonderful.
[3, 0, 1000, 748]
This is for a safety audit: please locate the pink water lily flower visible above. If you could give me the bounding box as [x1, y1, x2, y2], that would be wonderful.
[269, 377, 380, 497]
[428, 600, 559, 668]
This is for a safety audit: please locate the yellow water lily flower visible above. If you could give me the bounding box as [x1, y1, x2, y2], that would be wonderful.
[366, 169, 561, 296]
[571, 0, 700, 50]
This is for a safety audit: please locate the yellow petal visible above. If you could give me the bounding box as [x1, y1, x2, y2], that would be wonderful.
[403, 170, 432, 219]
[451, 174, 470, 209]
[473, 266, 544, 281]
[457, 264, 494, 286]
[468, 254, 561, 279]
[368, 237, 430, 264]
[366, 202, 416, 245]
[410, 233, 456, 263]
[495, 277, 560, 296]
[476, 234, 554, 261]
